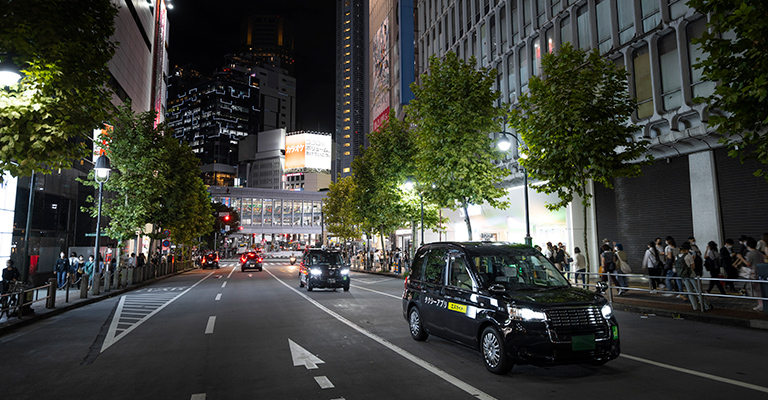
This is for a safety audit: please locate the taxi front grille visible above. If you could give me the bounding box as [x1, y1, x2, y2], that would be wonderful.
[546, 307, 609, 342]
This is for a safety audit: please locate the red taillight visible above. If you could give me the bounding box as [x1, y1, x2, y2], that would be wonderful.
[216, 256, 219, 262]
[240, 255, 246, 262]
[202, 257, 206, 263]
[258, 258, 262, 263]
[404, 276, 409, 290]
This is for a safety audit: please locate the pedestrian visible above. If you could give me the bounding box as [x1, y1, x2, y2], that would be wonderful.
[68, 252, 78, 286]
[614, 243, 629, 293]
[655, 237, 667, 289]
[54, 252, 69, 290]
[2, 260, 21, 294]
[128, 253, 137, 268]
[573, 247, 587, 288]
[676, 242, 712, 311]
[719, 238, 738, 291]
[74, 255, 85, 289]
[688, 237, 704, 277]
[137, 253, 146, 268]
[642, 241, 662, 291]
[84, 255, 96, 288]
[601, 244, 625, 294]
[757, 233, 768, 259]
[735, 237, 765, 311]
[553, 243, 565, 272]
[544, 242, 555, 264]
[663, 236, 681, 296]
[704, 241, 726, 295]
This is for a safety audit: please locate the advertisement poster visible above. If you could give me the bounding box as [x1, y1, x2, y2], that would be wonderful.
[371, 17, 390, 132]
[285, 133, 332, 171]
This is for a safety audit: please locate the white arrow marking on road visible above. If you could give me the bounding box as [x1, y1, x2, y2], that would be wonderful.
[288, 339, 325, 370]
[314, 376, 335, 389]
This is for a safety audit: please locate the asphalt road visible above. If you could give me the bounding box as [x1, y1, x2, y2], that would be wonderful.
[1, 259, 766, 400]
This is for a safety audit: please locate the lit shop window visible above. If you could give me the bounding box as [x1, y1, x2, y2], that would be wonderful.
[343, 168, 350, 173]
[344, 151, 350, 156]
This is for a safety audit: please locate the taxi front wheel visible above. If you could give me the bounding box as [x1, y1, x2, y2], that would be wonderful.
[481, 326, 512, 374]
[408, 307, 428, 341]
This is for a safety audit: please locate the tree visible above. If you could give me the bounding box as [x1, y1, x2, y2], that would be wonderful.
[406, 52, 509, 240]
[0, 0, 118, 180]
[325, 175, 361, 244]
[509, 43, 649, 266]
[688, 0, 768, 181]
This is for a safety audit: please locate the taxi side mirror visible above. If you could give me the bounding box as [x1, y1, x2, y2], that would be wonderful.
[595, 281, 608, 294]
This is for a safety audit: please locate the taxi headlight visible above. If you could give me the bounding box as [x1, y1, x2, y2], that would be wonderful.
[508, 305, 547, 322]
[601, 303, 613, 319]
[340, 268, 350, 275]
[310, 268, 322, 276]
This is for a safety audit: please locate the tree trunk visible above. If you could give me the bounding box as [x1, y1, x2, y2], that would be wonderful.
[583, 198, 590, 271]
[462, 200, 473, 241]
[379, 226, 388, 271]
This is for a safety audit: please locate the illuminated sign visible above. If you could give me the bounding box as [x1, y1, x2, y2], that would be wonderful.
[285, 133, 332, 171]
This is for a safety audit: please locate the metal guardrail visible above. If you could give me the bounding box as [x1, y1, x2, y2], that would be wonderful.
[574, 271, 767, 312]
[1, 281, 54, 319]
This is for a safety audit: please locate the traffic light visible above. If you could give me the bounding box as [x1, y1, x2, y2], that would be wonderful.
[223, 214, 231, 222]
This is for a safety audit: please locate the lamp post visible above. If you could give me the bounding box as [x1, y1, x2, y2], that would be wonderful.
[93, 155, 111, 292]
[0, 56, 22, 87]
[497, 132, 533, 247]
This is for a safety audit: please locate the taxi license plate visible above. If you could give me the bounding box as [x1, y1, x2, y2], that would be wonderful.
[328, 279, 336, 283]
[571, 334, 595, 351]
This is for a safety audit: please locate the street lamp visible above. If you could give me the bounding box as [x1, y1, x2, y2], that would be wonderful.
[93, 155, 111, 290]
[0, 57, 22, 87]
[497, 131, 532, 247]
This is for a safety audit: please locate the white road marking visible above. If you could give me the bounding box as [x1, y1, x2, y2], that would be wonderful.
[355, 278, 391, 285]
[205, 316, 216, 334]
[221, 281, 227, 288]
[264, 268, 496, 400]
[622, 354, 768, 394]
[215, 293, 222, 301]
[227, 264, 237, 279]
[350, 284, 401, 299]
[289, 339, 325, 370]
[248, 273, 253, 277]
[101, 271, 215, 352]
[314, 376, 335, 389]
[190, 394, 206, 400]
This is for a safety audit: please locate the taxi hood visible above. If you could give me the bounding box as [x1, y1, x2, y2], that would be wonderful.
[503, 287, 602, 305]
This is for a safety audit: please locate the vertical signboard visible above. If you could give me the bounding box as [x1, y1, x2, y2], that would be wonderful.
[0, 172, 17, 264]
[399, 0, 415, 105]
[371, 17, 390, 132]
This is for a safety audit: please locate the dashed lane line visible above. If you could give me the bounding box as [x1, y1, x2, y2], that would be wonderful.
[205, 316, 216, 334]
[215, 293, 222, 301]
[264, 267, 497, 400]
[350, 284, 401, 299]
[314, 376, 335, 389]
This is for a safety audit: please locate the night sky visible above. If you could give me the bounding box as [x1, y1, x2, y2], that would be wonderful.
[167, 0, 337, 132]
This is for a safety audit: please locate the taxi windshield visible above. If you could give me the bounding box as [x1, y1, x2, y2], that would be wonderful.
[309, 252, 343, 265]
[467, 246, 569, 290]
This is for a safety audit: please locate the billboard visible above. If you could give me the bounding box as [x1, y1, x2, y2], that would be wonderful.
[285, 133, 332, 171]
[371, 17, 390, 132]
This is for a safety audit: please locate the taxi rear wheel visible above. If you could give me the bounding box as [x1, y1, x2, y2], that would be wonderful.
[480, 326, 512, 374]
[408, 307, 428, 341]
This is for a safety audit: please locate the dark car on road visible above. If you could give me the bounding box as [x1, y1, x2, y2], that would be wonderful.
[201, 252, 219, 269]
[298, 249, 350, 291]
[402, 242, 620, 374]
[240, 251, 263, 271]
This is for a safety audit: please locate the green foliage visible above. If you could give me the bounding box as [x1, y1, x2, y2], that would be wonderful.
[510, 43, 649, 211]
[203, 202, 240, 250]
[325, 175, 362, 241]
[406, 52, 509, 240]
[689, 0, 768, 181]
[0, 0, 118, 180]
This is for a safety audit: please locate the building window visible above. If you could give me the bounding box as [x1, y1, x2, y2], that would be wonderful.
[560, 14, 572, 45]
[596, 0, 612, 53]
[499, 6, 506, 50]
[490, 16, 496, 59]
[480, 23, 487, 65]
[632, 44, 653, 119]
[687, 18, 715, 99]
[519, 44, 528, 93]
[576, 6, 590, 50]
[344, 151, 350, 156]
[552, 0, 562, 16]
[545, 27, 554, 53]
[641, 0, 661, 33]
[523, 0, 532, 36]
[511, 2, 519, 43]
[507, 51, 516, 102]
[617, 0, 635, 45]
[343, 167, 350, 173]
[535, 0, 546, 28]
[344, 134, 350, 139]
[658, 32, 682, 111]
[532, 36, 541, 77]
[344, 142, 350, 147]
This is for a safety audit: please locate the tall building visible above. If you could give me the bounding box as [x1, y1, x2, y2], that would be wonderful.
[334, 0, 369, 179]
[240, 15, 296, 74]
[413, 0, 768, 268]
[167, 56, 297, 187]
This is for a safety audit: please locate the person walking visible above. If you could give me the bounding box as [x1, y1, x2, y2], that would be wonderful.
[688, 237, 704, 277]
[655, 238, 666, 289]
[663, 237, 681, 296]
[573, 247, 587, 288]
[553, 243, 566, 272]
[719, 239, 738, 291]
[68, 252, 78, 287]
[84, 255, 96, 289]
[704, 241, 726, 295]
[54, 252, 69, 290]
[74, 255, 85, 289]
[676, 242, 712, 311]
[2, 260, 21, 295]
[601, 244, 625, 294]
[642, 241, 662, 291]
[736, 238, 765, 311]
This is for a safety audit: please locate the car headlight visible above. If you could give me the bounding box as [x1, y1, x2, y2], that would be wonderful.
[340, 268, 349, 275]
[310, 268, 322, 276]
[507, 305, 547, 322]
[600, 303, 613, 319]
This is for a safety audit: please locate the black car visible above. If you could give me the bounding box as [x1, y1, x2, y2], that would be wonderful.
[201, 252, 219, 269]
[240, 251, 263, 271]
[298, 249, 350, 291]
[402, 242, 620, 374]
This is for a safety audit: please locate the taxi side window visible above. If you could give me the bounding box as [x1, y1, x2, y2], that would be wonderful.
[449, 257, 473, 290]
[423, 250, 447, 285]
[410, 251, 427, 281]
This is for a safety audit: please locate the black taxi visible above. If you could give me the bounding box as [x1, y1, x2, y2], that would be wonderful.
[298, 249, 350, 292]
[402, 242, 620, 374]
